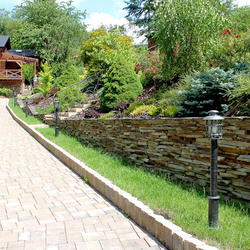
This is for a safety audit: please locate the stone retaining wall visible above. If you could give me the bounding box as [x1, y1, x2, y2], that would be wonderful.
[48, 117, 250, 201]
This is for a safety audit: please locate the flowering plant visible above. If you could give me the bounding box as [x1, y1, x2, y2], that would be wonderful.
[134, 50, 163, 87]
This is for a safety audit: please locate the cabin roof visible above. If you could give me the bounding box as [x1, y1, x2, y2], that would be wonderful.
[0, 36, 11, 49]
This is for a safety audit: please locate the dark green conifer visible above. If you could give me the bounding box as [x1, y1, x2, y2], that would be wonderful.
[100, 55, 143, 112]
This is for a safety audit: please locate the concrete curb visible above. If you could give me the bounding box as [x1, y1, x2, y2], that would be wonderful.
[7, 104, 219, 250]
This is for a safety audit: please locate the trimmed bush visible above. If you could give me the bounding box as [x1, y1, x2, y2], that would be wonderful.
[130, 105, 154, 117]
[100, 54, 143, 112]
[161, 105, 181, 117]
[57, 64, 80, 90]
[0, 88, 13, 97]
[127, 101, 144, 113]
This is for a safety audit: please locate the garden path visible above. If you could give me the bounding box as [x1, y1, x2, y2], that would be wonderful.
[0, 98, 166, 250]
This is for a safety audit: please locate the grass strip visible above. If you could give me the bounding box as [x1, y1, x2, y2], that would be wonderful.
[8, 98, 43, 125]
[8, 100, 250, 250]
[36, 127, 249, 250]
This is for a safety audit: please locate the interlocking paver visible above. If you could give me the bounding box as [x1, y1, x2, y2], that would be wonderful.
[0, 99, 167, 250]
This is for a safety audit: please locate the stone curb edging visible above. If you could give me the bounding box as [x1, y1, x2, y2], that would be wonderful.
[6, 104, 219, 250]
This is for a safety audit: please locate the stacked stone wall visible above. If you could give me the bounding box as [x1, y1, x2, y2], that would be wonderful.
[50, 117, 250, 201]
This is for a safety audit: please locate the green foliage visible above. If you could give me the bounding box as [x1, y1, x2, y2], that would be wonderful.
[21, 63, 34, 83]
[155, 0, 227, 81]
[57, 64, 80, 90]
[123, 0, 156, 37]
[36, 103, 54, 114]
[228, 5, 250, 32]
[136, 50, 164, 87]
[99, 113, 115, 119]
[208, 29, 250, 70]
[130, 104, 154, 116]
[0, 9, 21, 37]
[148, 106, 162, 116]
[12, 0, 87, 68]
[127, 101, 144, 113]
[161, 105, 181, 117]
[37, 62, 54, 97]
[224, 72, 250, 115]
[80, 28, 136, 75]
[100, 55, 143, 112]
[57, 86, 86, 111]
[175, 68, 238, 116]
[0, 88, 13, 97]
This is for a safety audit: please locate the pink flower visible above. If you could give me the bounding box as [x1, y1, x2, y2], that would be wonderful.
[236, 34, 241, 38]
[142, 69, 144, 73]
[136, 63, 141, 67]
[136, 70, 139, 74]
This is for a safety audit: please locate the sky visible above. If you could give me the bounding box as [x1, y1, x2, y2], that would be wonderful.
[2, 0, 250, 44]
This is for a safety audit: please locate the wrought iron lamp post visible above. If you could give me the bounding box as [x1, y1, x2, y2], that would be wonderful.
[204, 110, 224, 228]
[54, 99, 60, 137]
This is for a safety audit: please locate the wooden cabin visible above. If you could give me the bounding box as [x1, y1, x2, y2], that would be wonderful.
[0, 36, 40, 94]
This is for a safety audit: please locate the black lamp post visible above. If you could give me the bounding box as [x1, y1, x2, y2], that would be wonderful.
[54, 98, 60, 137]
[204, 110, 224, 228]
[25, 97, 28, 117]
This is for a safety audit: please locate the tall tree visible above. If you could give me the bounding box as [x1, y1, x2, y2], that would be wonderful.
[12, 0, 87, 71]
[123, 0, 156, 37]
[0, 9, 21, 36]
[155, 0, 227, 81]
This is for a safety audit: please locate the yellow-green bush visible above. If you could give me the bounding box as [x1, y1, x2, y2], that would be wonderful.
[130, 105, 154, 117]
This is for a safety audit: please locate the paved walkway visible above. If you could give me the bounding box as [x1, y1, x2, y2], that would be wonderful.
[0, 99, 166, 250]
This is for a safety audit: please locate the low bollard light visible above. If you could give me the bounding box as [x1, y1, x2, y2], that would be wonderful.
[54, 98, 60, 137]
[25, 97, 28, 117]
[204, 110, 224, 228]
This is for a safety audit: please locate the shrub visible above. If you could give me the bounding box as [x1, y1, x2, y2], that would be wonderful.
[57, 86, 86, 111]
[0, 88, 13, 97]
[127, 101, 144, 113]
[99, 113, 115, 119]
[100, 54, 143, 112]
[149, 106, 162, 116]
[114, 101, 129, 112]
[130, 105, 154, 117]
[57, 64, 80, 90]
[83, 106, 100, 118]
[209, 29, 250, 71]
[175, 68, 238, 116]
[137, 50, 164, 87]
[37, 62, 54, 97]
[161, 105, 181, 117]
[224, 72, 250, 115]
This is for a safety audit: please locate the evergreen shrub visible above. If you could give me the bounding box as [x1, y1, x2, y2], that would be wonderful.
[0, 88, 13, 97]
[127, 101, 144, 113]
[161, 105, 181, 117]
[100, 55, 143, 112]
[175, 68, 238, 116]
[130, 105, 154, 117]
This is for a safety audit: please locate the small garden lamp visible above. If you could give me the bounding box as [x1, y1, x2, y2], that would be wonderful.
[25, 97, 28, 117]
[54, 98, 60, 137]
[204, 110, 224, 228]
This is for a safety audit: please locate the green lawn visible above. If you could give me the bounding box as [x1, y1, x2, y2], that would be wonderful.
[9, 99, 250, 250]
[8, 98, 43, 125]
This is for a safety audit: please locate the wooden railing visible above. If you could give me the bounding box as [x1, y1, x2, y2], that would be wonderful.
[0, 70, 22, 80]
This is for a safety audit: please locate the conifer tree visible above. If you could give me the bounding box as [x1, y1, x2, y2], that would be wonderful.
[100, 55, 143, 112]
